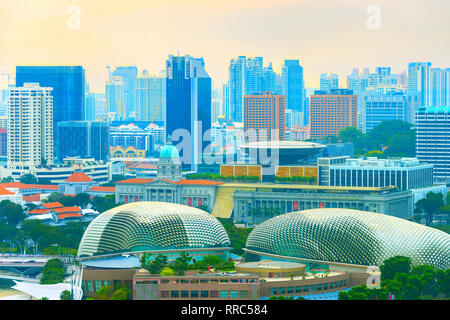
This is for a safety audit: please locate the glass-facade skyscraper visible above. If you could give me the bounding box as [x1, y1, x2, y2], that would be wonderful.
[135, 70, 166, 122]
[112, 66, 138, 119]
[15, 66, 86, 159]
[282, 60, 305, 124]
[227, 56, 277, 122]
[57, 121, 110, 162]
[165, 55, 211, 171]
[320, 73, 339, 92]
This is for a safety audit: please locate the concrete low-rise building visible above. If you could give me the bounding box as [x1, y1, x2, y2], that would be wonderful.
[319, 156, 446, 206]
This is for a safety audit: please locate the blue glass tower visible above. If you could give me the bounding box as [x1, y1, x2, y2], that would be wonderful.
[57, 121, 110, 162]
[15, 66, 86, 160]
[112, 66, 138, 119]
[165, 55, 211, 171]
[282, 60, 305, 118]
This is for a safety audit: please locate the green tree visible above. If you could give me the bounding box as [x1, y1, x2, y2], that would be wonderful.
[91, 195, 119, 213]
[142, 254, 168, 274]
[74, 193, 91, 208]
[0, 221, 17, 242]
[111, 287, 131, 300]
[415, 192, 444, 226]
[217, 218, 253, 255]
[380, 256, 412, 281]
[40, 259, 64, 284]
[0, 200, 26, 226]
[160, 266, 175, 276]
[96, 285, 114, 300]
[60, 290, 72, 300]
[19, 173, 37, 184]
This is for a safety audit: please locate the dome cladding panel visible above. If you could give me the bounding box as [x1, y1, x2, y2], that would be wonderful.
[245, 208, 450, 269]
[78, 202, 230, 258]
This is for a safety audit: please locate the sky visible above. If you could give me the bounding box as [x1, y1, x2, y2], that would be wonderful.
[0, 0, 449, 92]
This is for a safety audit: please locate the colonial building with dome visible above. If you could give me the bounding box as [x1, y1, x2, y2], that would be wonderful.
[114, 138, 224, 211]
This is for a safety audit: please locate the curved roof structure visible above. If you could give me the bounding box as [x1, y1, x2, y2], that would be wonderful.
[245, 208, 450, 269]
[77, 202, 230, 258]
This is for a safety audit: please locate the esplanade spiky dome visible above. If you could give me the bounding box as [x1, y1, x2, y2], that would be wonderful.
[245, 208, 450, 269]
[77, 202, 231, 258]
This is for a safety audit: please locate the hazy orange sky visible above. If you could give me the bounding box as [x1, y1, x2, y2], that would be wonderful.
[0, 0, 449, 91]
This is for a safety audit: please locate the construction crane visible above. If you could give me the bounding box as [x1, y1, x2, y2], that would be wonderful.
[150, 98, 164, 125]
[106, 52, 116, 81]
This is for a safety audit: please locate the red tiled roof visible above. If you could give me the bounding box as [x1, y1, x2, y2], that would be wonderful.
[29, 208, 50, 215]
[65, 172, 93, 183]
[23, 193, 43, 202]
[176, 179, 225, 186]
[0, 182, 30, 190]
[42, 202, 64, 209]
[0, 186, 15, 195]
[57, 213, 83, 220]
[160, 179, 178, 184]
[89, 186, 115, 192]
[53, 207, 81, 213]
[116, 178, 154, 184]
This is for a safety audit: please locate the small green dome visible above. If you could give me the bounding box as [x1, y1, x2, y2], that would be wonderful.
[160, 137, 180, 160]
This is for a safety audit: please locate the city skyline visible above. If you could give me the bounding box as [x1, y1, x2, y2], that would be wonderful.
[1, 0, 450, 91]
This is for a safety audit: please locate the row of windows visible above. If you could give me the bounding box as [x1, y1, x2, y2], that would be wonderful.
[162, 290, 248, 299]
[83, 280, 112, 292]
[269, 280, 347, 295]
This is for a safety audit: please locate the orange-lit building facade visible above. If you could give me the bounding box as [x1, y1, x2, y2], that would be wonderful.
[244, 91, 285, 141]
[310, 89, 357, 140]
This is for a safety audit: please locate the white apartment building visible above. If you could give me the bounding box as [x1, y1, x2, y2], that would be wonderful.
[7, 83, 53, 169]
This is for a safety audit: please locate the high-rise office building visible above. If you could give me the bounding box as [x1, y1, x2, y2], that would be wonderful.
[111, 66, 138, 119]
[211, 88, 221, 124]
[57, 121, 110, 162]
[320, 73, 339, 92]
[362, 87, 409, 133]
[310, 89, 358, 140]
[228, 56, 247, 122]
[408, 62, 432, 107]
[282, 60, 305, 124]
[227, 56, 277, 122]
[0, 128, 6, 157]
[135, 70, 166, 123]
[261, 63, 277, 93]
[222, 83, 230, 119]
[85, 92, 96, 121]
[7, 83, 53, 169]
[244, 91, 285, 141]
[106, 76, 125, 120]
[15, 66, 85, 157]
[165, 55, 211, 170]
[416, 106, 450, 184]
[431, 68, 450, 107]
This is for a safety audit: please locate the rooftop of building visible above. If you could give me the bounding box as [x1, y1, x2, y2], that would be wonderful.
[65, 172, 94, 183]
[417, 106, 450, 113]
[115, 178, 224, 186]
[89, 186, 116, 193]
[0, 186, 15, 196]
[42, 202, 64, 209]
[334, 157, 430, 168]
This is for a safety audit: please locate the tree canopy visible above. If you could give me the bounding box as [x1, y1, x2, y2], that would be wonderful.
[324, 120, 416, 157]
